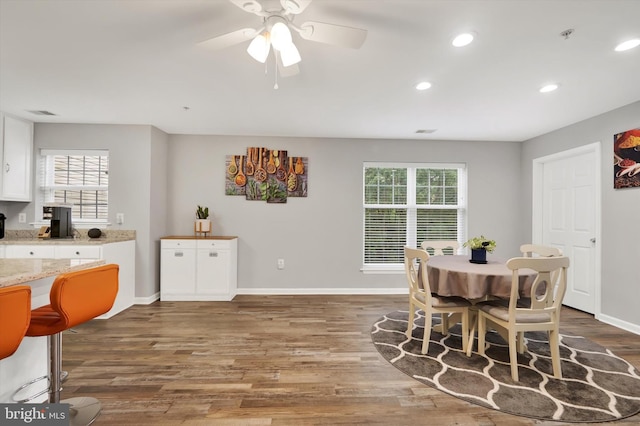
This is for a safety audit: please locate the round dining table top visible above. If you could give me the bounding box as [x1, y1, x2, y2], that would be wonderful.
[425, 254, 536, 300]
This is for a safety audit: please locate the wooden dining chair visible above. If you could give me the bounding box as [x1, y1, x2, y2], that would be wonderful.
[520, 243, 562, 258]
[404, 247, 471, 355]
[421, 240, 460, 256]
[476, 256, 570, 381]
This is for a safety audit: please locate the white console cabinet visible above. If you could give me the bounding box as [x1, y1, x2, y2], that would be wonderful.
[161, 236, 237, 301]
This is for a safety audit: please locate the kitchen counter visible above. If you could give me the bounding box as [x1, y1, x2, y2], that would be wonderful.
[0, 258, 105, 288]
[0, 229, 136, 245]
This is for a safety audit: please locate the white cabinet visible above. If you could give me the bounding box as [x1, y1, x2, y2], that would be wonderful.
[161, 237, 238, 301]
[3, 240, 135, 318]
[0, 113, 33, 201]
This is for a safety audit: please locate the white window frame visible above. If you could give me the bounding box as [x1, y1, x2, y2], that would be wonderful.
[362, 162, 467, 273]
[34, 149, 110, 228]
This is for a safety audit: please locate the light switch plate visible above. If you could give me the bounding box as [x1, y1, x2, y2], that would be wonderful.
[116, 213, 124, 224]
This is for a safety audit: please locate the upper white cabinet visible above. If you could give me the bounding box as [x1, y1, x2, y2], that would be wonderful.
[0, 113, 33, 201]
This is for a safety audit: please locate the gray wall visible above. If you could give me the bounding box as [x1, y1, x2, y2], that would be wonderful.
[24, 123, 168, 300]
[521, 101, 640, 330]
[166, 135, 524, 292]
[2, 103, 637, 333]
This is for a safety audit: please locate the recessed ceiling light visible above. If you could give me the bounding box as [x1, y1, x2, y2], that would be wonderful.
[615, 39, 640, 52]
[415, 81, 432, 91]
[452, 33, 474, 47]
[540, 84, 559, 93]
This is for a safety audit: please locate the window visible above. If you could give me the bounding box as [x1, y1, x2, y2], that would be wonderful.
[362, 162, 467, 271]
[38, 149, 109, 224]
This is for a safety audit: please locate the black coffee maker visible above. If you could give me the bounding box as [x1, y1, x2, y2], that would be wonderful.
[0, 213, 5, 239]
[43, 206, 73, 238]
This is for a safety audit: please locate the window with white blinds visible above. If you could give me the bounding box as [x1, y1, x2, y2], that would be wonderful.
[38, 149, 109, 224]
[363, 163, 467, 271]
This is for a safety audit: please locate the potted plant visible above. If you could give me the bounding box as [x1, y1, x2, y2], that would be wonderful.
[195, 205, 211, 235]
[463, 235, 496, 264]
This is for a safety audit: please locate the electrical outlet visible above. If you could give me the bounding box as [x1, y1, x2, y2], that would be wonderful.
[277, 258, 285, 270]
[18, 213, 27, 223]
[116, 213, 124, 224]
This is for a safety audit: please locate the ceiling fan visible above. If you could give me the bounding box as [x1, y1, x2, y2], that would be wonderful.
[199, 0, 367, 80]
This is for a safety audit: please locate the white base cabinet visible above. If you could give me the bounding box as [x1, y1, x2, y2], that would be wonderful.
[3, 240, 135, 318]
[161, 237, 237, 301]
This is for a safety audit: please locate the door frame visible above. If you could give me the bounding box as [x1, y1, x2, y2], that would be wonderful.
[532, 141, 602, 318]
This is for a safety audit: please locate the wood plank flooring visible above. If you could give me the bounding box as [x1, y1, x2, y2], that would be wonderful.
[59, 295, 640, 425]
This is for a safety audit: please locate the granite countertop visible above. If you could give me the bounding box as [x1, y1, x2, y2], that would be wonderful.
[0, 229, 136, 245]
[0, 258, 106, 287]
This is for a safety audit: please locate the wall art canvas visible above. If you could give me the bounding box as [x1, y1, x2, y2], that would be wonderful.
[614, 128, 640, 189]
[225, 154, 246, 196]
[226, 147, 308, 202]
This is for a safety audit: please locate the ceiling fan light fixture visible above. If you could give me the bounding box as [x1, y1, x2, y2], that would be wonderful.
[270, 21, 293, 51]
[247, 33, 271, 63]
[280, 42, 301, 67]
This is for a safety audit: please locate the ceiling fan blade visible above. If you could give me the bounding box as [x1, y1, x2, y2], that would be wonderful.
[298, 21, 367, 49]
[280, 0, 312, 14]
[229, 0, 263, 14]
[198, 28, 258, 50]
[278, 60, 300, 77]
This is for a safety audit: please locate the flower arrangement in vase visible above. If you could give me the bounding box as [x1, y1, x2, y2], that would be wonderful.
[195, 205, 211, 235]
[463, 235, 496, 264]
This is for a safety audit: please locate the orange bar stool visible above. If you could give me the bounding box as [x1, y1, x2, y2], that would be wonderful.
[16, 264, 119, 426]
[0, 285, 32, 360]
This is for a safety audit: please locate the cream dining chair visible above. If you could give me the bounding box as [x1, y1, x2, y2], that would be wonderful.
[520, 243, 562, 258]
[477, 255, 570, 381]
[404, 246, 471, 355]
[421, 240, 460, 256]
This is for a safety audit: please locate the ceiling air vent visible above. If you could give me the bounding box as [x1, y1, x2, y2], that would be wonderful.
[27, 110, 56, 116]
[415, 129, 437, 134]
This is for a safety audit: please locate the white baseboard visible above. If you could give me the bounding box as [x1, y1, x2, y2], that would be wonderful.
[596, 312, 640, 336]
[135, 292, 160, 305]
[235, 288, 408, 295]
[134, 289, 405, 305]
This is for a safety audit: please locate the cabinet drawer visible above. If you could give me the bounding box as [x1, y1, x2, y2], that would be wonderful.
[161, 239, 196, 250]
[55, 245, 102, 259]
[6, 245, 56, 258]
[196, 239, 232, 249]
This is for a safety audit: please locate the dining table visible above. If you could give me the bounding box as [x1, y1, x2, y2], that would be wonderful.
[421, 254, 538, 355]
[425, 255, 537, 301]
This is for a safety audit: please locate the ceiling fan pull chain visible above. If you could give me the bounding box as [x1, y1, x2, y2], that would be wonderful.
[274, 50, 279, 90]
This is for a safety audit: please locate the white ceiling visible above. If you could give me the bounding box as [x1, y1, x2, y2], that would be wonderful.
[1, 0, 639, 142]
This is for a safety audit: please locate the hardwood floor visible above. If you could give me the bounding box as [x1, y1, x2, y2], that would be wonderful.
[60, 295, 640, 425]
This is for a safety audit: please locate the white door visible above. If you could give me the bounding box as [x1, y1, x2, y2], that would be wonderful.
[533, 143, 600, 314]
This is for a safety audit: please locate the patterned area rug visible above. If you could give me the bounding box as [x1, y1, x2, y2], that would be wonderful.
[371, 310, 640, 423]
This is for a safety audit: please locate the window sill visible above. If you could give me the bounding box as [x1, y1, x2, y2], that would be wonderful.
[31, 221, 111, 229]
[361, 265, 404, 274]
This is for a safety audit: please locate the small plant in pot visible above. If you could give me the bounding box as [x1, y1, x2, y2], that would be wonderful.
[195, 205, 211, 235]
[463, 235, 496, 264]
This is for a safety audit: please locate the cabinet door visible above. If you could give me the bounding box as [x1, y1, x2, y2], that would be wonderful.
[196, 248, 230, 295]
[1, 114, 33, 201]
[161, 248, 196, 296]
